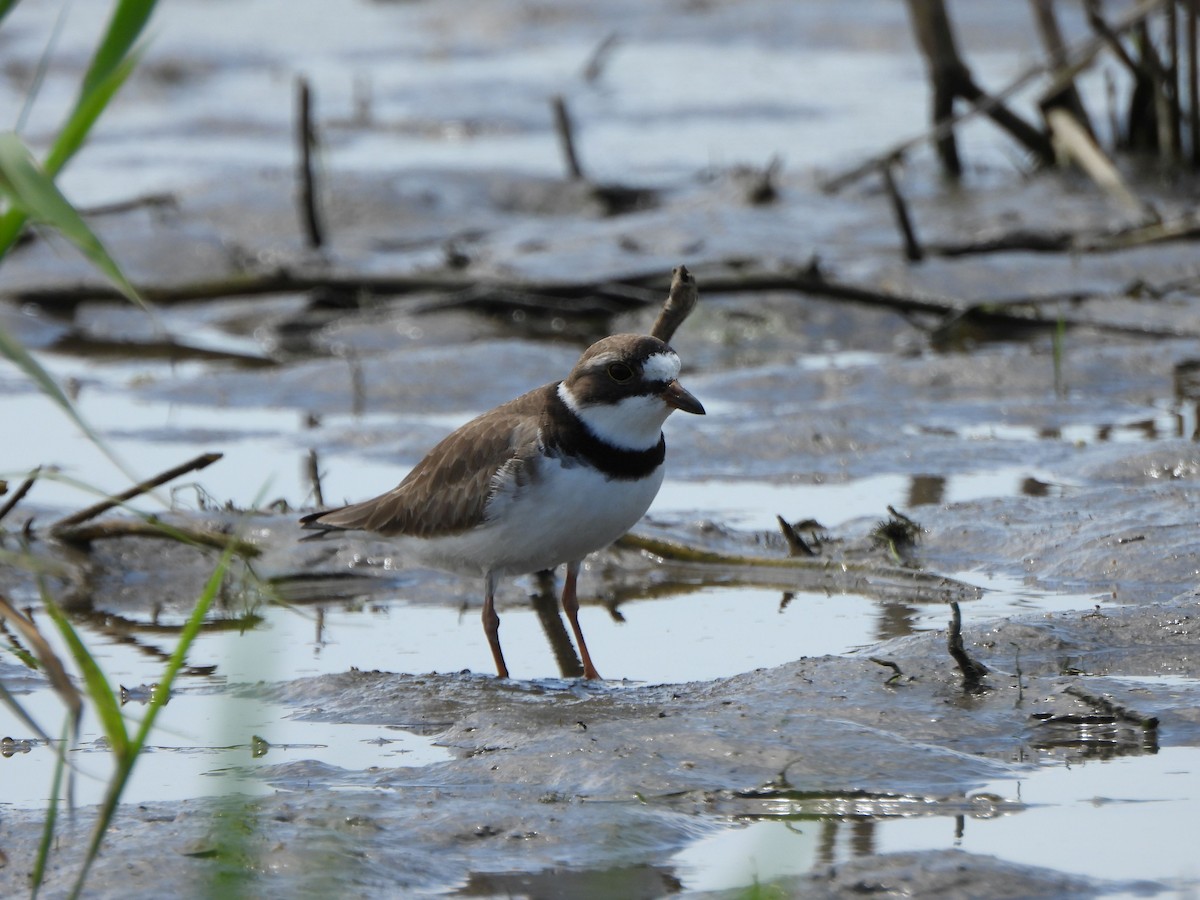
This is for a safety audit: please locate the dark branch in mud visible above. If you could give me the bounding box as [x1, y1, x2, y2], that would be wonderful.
[947, 600, 988, 687]
[49, 452, 224, 533]
[1064, 684, 1159, 730]
[305, 448, 325, 508]
[582, 32, 621, 83]
[552, 95, 585, 181]
[869, 657, 904, 685]
[50, 518, 260, 557]
[880, 160, 924, 262]
[649, 265, 699, 344]
[296, 76, 324, 249]
[0, 466, 42, 526]
[824, 0, 1167, 193]
[776, 515, 816, 557]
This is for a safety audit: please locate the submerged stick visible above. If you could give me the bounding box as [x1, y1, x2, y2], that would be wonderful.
[49, 452, 223, 533]
[649, 265, 698, 344]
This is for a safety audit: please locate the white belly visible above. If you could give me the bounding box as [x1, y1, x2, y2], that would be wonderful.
[407, 461, 665, 577]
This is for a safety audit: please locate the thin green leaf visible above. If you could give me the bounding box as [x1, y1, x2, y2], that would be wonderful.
[38, 592, 129, 761]
[73, 545, 237, 900]
[0, 679, 52, 742]
[31, 716, 72, 899]
[0, 323, 140, 484]
[16, 3, 70, 134]
[78, 0, 158, 102]
[0, 133, 141, 305]
[0, 0, 21, 29]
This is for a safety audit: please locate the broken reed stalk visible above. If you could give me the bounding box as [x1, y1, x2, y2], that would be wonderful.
[552, 95, 585, 181]
[880, 160, 924, 262]
[776, 515, 816, 557]
[0, 466, 41, 525]
[1029, 0, 1095, 136]
[1063, 684, 1159, 730]
[649, 264, 699, 344]
[904, 0, 1054, 176]
[947, 600, 988, 686]
[827, 0, 1166, 193]
[582, 32, 621, 83]
[1045, 107, 1153, 217]
[306, 448, 325, 508]
[48, 452, 223, 533]
[296, 75, 324, 249]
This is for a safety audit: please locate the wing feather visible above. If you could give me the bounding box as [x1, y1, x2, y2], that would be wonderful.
[299, 385, 550, 538]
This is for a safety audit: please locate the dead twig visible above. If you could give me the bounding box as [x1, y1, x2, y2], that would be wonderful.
[0, 592, 81, 740]
[306, 449, 325, 508]
[1029, 0, 1095, 137]
[50, 518, 260, 557]
[649, 265, 699, 344]
[947, 600, 988, 686]
[1063, 684, 1159, 730]
[869, 657, 904, 684]
[48, 452, 223, 533]
[1045, 107, 1156, 218]
[0, 466, 42, 526]
[825, 0, 1167, 193]
[296, 75, 324, 249]
[776, 515, 816, 557]
[552, 95, 585, 181]
[582, 32, 621, 83]
[880, 160, 924, 262]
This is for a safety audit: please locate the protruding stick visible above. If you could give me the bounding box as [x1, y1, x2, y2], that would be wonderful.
[49, 452, 223, 533]
[650, 265, 699, 344]
[296, 76, 324, 249]
[0, 466, 41, 525]
[552, 95, 585, 181]
[881, 161, 924, 262]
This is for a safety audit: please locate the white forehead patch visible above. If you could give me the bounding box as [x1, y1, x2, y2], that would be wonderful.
[642, 351, 681, 384]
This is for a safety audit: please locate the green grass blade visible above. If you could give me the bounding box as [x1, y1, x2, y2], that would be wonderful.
[0, 0, 21, 28]
[31, 715, 72, 899]
[77, 0, 158, 102]
[0, 0, 159, 258]
[38, 591, 129, 761]
[0, 133, 142, 305]
[71, 544, 237, 900]
[0, 323, 140, 484]
[0, 679, 52, 742]
[16, 3, 70, 134]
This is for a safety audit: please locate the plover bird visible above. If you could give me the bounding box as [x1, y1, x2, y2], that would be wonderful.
[300, 332, 704, 679]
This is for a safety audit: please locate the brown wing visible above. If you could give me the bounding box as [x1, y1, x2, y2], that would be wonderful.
[299, 385, 550, 538]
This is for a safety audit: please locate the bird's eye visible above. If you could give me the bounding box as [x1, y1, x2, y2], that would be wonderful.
[607, 362, 634, 383]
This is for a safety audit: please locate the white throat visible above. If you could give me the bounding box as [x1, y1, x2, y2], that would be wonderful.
[558, 382, 671, 451]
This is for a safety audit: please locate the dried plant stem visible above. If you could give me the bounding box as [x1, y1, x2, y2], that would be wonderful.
[49, 452, 223, 532]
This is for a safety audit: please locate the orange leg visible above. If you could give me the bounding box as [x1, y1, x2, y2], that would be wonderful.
[482, 573, 509, 678]
[561, 560, 602, 680]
